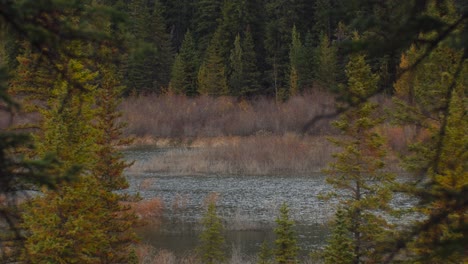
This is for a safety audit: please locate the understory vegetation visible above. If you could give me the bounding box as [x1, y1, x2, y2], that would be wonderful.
[1, 0, 466, 264]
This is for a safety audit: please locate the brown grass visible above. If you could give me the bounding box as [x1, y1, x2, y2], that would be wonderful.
[129, 197, 164, 224]
[127, 134, 339, 176]
[134, 244, 257, 264]
[120, 90, 336, 138]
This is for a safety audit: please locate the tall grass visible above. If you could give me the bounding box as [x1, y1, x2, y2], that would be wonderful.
[127, 134, 339, 176]
[120, 90, 336, 138]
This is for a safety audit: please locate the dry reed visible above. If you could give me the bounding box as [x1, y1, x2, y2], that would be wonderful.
[120, 91, 336, 138]
[126, 134, 339, 176]
[130, 197, 164, 224]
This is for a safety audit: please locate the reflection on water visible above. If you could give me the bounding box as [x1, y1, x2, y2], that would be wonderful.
[123, 147, 414, 258]
[137, 219, 329, 257]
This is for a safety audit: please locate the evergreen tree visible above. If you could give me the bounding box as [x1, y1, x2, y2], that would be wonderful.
[197, 29, 229, 96]
[240, 28, 262, 96]
[264, 0, 292, 97]
[197, 201, 226, 264]
[125, 0, 173, 93]
[274, 203, 298, 264]
[257, 240, 273, 264]
[229, 34, 243, 96]
[391, 13, 467, 260]
[17, 35, 138, 264]
[301, 31, 317, 89]
[323, 207, 355, 264]
[229, 29, 261, 97]
[0, 1, 126, 262]
[323, 49, 396, 263]
[193, 0, 223, 55]
[289, 25, 303, 96]
[160, 0, 194, 50]
[315, 34, 339, 91]
[169, 30, 199, 96]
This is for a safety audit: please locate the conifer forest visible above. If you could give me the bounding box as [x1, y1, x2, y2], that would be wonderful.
[0, 0, 467, 263]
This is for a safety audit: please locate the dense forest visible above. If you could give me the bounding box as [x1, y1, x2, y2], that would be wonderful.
[0, 0, 467, 263]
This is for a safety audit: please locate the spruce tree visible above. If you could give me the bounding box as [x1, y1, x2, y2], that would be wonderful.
[160, 0, 194, 50]
[197, 29, 229, 96]
[240, 27, 262, 96]
[323, 49, 396, 263]
[274, 203, 299, 264]
[315, 33, 339, 91]
[197, 201, 226, 264]
[257, 240, 273, 264]
[18, 39, 138, 264]
[391, 11, 467, 260]
[229, 34, 243, 96]
[323, 208, 355, 264]
[193, 0, 223, 55]
[0, 1, 127, 262]
[301, 31, 317, 90]
[289, 25, 303, 96]
[169, 30, 198, 96]
[125, 0, 173, 93]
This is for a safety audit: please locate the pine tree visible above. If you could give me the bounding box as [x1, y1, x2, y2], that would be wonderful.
[391, 11, 467, 260]
[229, 34, 243, 96]
[257, 240, 273, 264]
[0, 1, 126, 262]
[264, 0, 292, 97]
[301, 31, 317, 90]
[274, 203, 298, 264]
[228, 29, 261, 97]
[289, 25, 303, 96]
[160, 0, 194, 50]
[315, 33, 339, 91]
[18, 40, 138, 264]
[323, 208, 355, 264]
[197, 29, 229, 96]
[193, 0, 223, 55]
[169, 30, 198, 96]
[125, 0, 173, 93]
[240, 27, 262, 96]
[197, 201, 226, 264]
[323, 50, 396, 263]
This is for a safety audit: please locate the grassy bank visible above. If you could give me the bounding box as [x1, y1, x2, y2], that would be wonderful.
[127, 134, 366, 176]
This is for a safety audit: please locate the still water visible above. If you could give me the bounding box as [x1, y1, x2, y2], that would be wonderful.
[123, 147, 412, 257]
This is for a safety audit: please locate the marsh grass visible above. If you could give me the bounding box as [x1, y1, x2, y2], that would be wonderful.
[120, 91, 336, 138]
[129, 197, 164, 224]
[127, 134, 339, 176]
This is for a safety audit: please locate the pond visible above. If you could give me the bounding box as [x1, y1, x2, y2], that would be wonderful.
[123, 146, 414, 258]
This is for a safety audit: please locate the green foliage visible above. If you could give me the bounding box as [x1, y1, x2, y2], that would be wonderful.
[301, 31, 316, 90]
[323, 51, 396, 263]
[125, 0, 173, 93]
[160, 0, 194, 50]
[257, 240, 273, 264]
[169, 30, 199, 96]
[264, 0, 293, 94]
[229, 34, 243, 96]
[323, 208, 355, 264]
[274, 203, 298, 264]
[193, 0, 223, 55]
[22, 176, 137, 263]
[0, 1, 124, 260]
[315, 34, 339, 91]
[391, 19, 467, 261]
[197, 201, 226, 264]
[197, 29, 229, 96]
[229, 29, 261, 97]
[93, 63, 133, 191]
[14, 18, 138, 262]
[289, 25, 303, 96]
